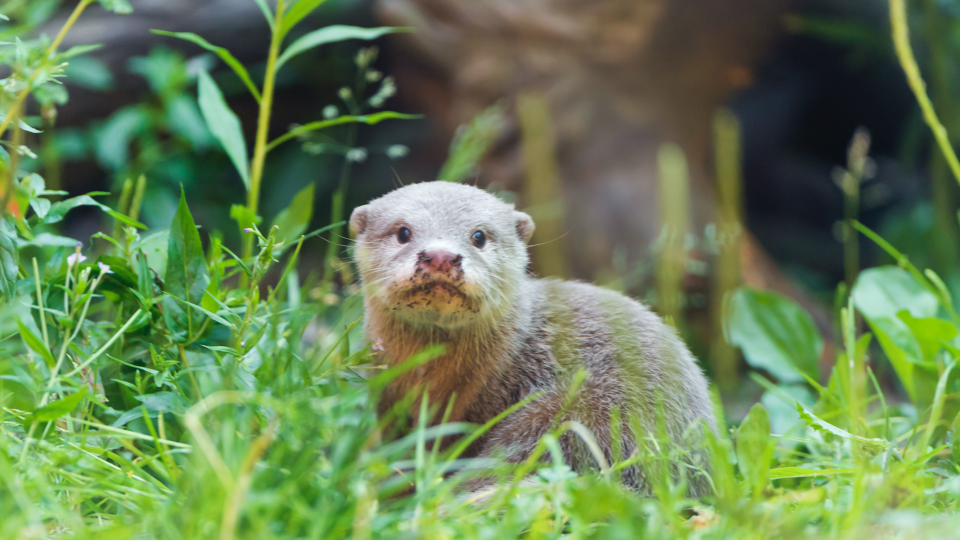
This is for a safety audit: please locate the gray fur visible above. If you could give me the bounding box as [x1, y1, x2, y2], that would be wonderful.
[351, 181, 716, 494]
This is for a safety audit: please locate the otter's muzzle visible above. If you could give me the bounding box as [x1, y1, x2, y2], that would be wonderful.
[417, 249, 463, 276]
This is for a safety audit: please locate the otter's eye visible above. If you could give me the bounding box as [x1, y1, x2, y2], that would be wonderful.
[471, 230, 486, 248]
[397, 227, 412, 244]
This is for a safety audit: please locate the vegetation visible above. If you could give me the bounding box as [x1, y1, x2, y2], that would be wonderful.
[2, 1, 960, 538]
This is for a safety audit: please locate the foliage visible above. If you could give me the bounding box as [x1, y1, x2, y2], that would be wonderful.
[4, 0, 960, 539]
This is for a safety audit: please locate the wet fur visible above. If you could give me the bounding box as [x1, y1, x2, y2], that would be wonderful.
[351, 181, 716, 494]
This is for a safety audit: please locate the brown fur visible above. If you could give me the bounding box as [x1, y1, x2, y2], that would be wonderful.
[351, 181, 716, 493]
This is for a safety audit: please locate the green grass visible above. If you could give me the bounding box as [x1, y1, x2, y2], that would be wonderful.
[4, 0, 960, 538]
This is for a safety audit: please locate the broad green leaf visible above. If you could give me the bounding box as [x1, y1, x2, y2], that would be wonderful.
[768, 467, 856, 480]
[16, 233, 78, 248]
[727, 288, 822, 383]
[133, 230, 170, 281]
[279, 0, 327, 37]
[42, 194, 111, 224]
[0, 217, 20, 301]
[276, 26, 412, 69]
[151, 31, 262, 102]
[898, 312, 958, 364]
[17, 318, 54, 367]
[853, 266, 939, 321]
[96, 0, 132, 14]
[438, 103, 506, 183]
[198, 70, 250, 190]
[266, 111, 420, 151]
[162, 190, 211, 341]
[736, 403, 772, 498]
[33, 388, 88, 422]
[270, 183, 315, 253]
[854, 267, 943, 402]
[868, 317, 921, 403]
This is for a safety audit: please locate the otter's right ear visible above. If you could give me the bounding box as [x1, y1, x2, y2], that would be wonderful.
[350, 205, 370, 238]
[514, 211, 535, 244]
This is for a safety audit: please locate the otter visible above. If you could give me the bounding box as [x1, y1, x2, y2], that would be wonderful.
[350, 181, 716, 493]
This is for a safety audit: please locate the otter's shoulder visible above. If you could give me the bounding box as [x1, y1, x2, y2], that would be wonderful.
[526, 277, 661, 324]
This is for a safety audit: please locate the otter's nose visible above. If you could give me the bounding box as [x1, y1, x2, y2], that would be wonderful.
[418, 249, 463, 273]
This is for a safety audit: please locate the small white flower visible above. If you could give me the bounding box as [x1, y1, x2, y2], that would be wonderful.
[98, 262, 113, 275]
[338, 87, 352, 101]
[346, 148, 368, 163]
[372, 338, 385, 352]
[365, 70, 382, 83]
[322, 105, 339, 119]
[67, 252, 87, 268]
[240, 341, 246, 347]
[386, 145, 409, 159]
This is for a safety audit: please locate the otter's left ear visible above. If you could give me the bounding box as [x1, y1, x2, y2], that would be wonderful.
[514, 211, 535, 244]
[350, 205, 370, 238]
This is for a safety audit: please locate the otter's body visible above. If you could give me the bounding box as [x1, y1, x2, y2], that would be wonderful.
[351, 182, 715, 493]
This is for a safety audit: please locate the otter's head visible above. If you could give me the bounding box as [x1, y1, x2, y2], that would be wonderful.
[350, 181, 535, 330]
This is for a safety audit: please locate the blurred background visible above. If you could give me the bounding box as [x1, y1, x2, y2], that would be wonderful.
[4, 0, 958, 415]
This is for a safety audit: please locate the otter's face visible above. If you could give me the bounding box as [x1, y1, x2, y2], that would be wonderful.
[350, 182, 535, 329]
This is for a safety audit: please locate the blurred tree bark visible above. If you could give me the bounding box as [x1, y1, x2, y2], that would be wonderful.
[376, 0, 791, 279]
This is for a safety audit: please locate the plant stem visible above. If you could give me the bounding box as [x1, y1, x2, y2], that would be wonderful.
[890, 0, 960, 188]
[0, 0, 92, 141]
[243, 0, 286, 263]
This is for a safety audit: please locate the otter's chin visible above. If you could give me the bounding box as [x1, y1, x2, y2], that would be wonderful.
[378, 279, 481, 328]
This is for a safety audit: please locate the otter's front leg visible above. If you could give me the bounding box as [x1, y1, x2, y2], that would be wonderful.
[460, 390, 577, 492]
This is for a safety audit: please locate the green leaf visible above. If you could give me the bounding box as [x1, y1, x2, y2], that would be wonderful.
[267, 111, 420, 151]
[270, 183, 315, 254]
[42, 194, 111, 224]
[438, 103, 506, 183]
[151, 31, 262, 102]
[952, 412, 960, 464]
[16, 318, 54, 367]
[198, 70, 250, 190]
[759, 382, 816, 436]
[736, 403, 772, 498]
[0, 217, 20, 301]
[768, 467, 856, 480]
[916, 360, 957, 453]
[853, 267, 943, 402]
[727, 288, 822, 383]
[162, 189, 211, 341]
[853, 266, 939, 321]
[96, 0, 133, 14]
[16, 233, 79, 248]
[279, 0, 327, 37]
[59, 43, 103, 60]
[796, 402, 887, 448]
[113, 391, 187, 427]
[276, 26, 412, 69]
[33, 388, 89, 422]
[898, 312, 958, 364]
[105, 210, 147, 230]
[253, 0, 275, 29]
